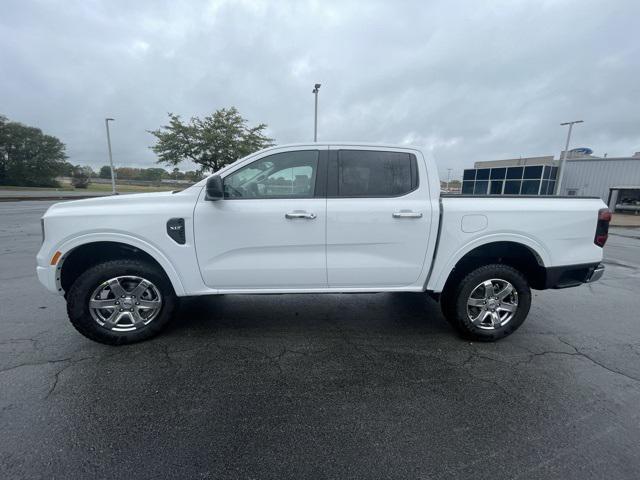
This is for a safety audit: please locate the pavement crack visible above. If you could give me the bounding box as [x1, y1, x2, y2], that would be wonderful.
[45, 356, 95, 399]
[557, 337, 640, 383]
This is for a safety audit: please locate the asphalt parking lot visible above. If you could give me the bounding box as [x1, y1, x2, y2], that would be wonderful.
[1, 201, 640, 479]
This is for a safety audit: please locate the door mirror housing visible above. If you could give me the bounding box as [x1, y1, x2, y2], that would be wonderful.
[205, 175, 224, 201]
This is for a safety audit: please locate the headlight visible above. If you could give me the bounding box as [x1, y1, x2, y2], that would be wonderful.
[41, 218, 45, 244]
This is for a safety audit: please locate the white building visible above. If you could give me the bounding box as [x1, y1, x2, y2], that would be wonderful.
[462, 150, 640, 213]
[559, 155, 640, 212]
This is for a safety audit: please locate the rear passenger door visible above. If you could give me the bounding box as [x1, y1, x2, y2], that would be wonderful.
[326, 147, 432, 288]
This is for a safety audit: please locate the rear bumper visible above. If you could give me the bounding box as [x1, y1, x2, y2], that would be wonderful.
[544, 263, 604, 289]
[587, 264, 605, 283]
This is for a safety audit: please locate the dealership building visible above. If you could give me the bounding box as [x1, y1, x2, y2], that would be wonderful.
[461, 149, 640, 213]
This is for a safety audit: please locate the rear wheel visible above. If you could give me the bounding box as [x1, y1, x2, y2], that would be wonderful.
[441, 264, 531, 341]
[66, 259, 176, 345]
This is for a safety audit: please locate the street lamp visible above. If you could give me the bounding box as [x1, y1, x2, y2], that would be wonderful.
[555, 120, 583, 195]
[104, 118, 116, 195]
[312, 83, 321, 142]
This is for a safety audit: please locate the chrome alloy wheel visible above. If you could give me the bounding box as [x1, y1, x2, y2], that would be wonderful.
[466, 279, 518, 330]
[88, 276, 163, 332]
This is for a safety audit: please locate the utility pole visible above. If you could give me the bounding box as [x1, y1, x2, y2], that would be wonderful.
[105, 118, 116, 194]
[312, 84, 321, 142]
[446, 168, 452, 191]
[555, 120, 583, 195]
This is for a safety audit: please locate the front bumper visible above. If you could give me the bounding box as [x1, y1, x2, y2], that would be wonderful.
[36, 265, 61, 295]
[544, 263, 604, 289]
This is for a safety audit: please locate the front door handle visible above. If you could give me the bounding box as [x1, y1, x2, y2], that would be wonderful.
[285, 211, 316, 220]
[392, 211, 423, 218]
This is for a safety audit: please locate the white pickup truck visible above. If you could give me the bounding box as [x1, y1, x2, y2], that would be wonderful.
[37, 143, 610, 345]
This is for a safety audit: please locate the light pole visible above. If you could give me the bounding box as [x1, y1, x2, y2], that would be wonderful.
[555, 120, 583, 195]
[312, 83, 321, 142]
[446, 168, 452, 191]
[104, 118, 116, 195]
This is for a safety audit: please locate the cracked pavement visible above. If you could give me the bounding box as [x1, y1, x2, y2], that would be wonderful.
[1, 201, 640, 479]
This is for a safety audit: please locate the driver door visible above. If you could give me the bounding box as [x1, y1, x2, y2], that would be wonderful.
[193, 147, 328, 290]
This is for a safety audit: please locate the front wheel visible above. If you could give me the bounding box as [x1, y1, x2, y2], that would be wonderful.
[66, 259, 177, 345]
[441, 264, 531, 342]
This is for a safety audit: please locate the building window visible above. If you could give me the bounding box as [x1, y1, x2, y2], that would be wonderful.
[506, 166, 524, 180]
[523, 165, 543, 179]
[567, 189, 578, 196]
[521, 180, 541, 195]
[504, 180, 521, 194]
[490, 168, 506, 180]
[474, 181, 489, 194]
[476, 169, 490, 180]
[462, 181, 474, 194]
[489, 180, 504, 195]
[463, 169, 476, 181]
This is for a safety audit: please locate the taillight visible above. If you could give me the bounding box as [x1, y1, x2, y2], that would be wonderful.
[594, 208, 611, 247]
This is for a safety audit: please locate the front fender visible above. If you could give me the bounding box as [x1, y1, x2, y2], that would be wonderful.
[49, 232, 186, 296]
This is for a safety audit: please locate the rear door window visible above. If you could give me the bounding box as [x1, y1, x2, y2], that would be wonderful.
[335, 150, 417, 197]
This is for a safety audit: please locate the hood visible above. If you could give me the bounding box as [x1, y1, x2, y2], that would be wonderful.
[43, 190, 182, 218]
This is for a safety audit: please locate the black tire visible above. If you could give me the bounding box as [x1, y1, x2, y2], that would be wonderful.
[440, 264, 531, 342]
[66, 259, 176, 345]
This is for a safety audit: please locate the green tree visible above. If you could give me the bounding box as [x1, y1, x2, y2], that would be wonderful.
[0, 115, 68, 187]
[99, 165, 113, 179]
[59, 161, 75, 177]
[138, 167, 167, 182]
[149, 107, 274, 173]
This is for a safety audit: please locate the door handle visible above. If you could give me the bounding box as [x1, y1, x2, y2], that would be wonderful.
[285, 211, 317, 220]
[392, 211, 423, 218]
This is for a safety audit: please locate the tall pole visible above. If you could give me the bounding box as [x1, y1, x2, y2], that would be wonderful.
[105, 118, 116, 194]
[555, 120, 583, 195]
[312, 83, 321, 142]
[446, 168, 452, 191]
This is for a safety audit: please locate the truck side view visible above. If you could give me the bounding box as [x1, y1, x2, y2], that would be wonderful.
[36, 143, 609, 345]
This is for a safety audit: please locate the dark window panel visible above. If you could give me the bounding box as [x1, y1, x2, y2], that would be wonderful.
[540, 180, 550, 195]
[548, 181, 556, 194]
[550, 167, 558, 180]
[504, 180, 521, 194]
[543, 166, 551, 179]
[474, 181, 489, 195]
[489, 180, 504, 195]
[490, 167, 506, 180]
[476, 169, 490, 180]
[337, 150, 412, 197]
[463, 169, 476, 181]
[462, 181, 474, 194]
[506, 166, 524, 179]
[523, 165, 543, 179]
[521, 180, 541, 195]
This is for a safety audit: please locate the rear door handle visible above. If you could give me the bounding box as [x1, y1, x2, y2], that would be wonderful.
[285, 211, 316, 220]
[392, 211, 423, 218]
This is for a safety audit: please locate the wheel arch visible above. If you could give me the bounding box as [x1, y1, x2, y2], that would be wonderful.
[55, 234, 185, 296]
[431, 236, 549, 293]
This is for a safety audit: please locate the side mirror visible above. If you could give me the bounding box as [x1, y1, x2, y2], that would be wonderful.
[205, 175, 224, 201]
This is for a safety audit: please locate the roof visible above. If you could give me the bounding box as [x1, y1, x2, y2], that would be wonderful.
[258, 142, 422, 151]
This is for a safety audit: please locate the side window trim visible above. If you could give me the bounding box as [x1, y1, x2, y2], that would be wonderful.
[222, 149, 323, 200]
[327, 149, 419, 198]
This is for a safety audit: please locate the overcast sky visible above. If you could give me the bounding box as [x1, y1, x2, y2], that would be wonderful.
[2, 0, 639, 179]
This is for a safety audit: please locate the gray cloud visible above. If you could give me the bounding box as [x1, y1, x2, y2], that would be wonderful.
[2, 0, 639, 179]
